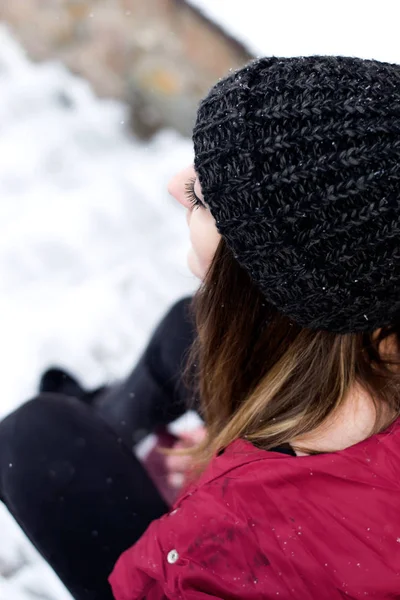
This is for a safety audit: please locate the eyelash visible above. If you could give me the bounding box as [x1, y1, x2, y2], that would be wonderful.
[184, 177, 203, 209]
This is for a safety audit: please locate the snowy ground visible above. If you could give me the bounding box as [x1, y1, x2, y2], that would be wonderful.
[0, 27, 198, 600]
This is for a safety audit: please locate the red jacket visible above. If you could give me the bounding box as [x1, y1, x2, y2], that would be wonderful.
[109, 420, 400, 599]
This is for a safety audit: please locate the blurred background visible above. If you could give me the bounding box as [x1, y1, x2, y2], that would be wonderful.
[0, 1, 399, 598]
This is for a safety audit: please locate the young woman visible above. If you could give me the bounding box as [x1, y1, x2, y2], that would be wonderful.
[1, 55, 400, 599]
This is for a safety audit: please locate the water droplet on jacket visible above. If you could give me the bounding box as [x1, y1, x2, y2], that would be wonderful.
[8, 463, 13, 468]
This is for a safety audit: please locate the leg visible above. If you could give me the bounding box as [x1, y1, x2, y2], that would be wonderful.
[0, 395, 168, 600]
[94, 296, 199, 446]
[39, 297, 198, 448]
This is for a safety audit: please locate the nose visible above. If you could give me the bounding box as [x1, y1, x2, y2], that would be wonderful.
[168, 165, 196, 209]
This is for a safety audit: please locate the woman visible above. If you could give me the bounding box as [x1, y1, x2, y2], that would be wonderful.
[2, 55, 400, 599]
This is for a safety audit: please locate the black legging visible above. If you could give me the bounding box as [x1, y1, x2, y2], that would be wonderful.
[0, 297, 197, 600]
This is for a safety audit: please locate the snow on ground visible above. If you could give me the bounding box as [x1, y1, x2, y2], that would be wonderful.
[188, 0, 400, 63]
[0, 26, 198, 600]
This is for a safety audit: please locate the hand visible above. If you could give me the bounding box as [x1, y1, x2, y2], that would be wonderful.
[165, 426, 207, 490]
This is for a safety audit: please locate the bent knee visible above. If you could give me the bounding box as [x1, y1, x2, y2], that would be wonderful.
[0, 394, 83, 437]
[0, 394, 88, 468]
[0, 395, 92, 501]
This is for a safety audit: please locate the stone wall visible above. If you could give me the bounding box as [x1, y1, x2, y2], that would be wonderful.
[0, 0, 253, 137]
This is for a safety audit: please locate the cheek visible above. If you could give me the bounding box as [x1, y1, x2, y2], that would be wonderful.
[189, 210, 220, 277]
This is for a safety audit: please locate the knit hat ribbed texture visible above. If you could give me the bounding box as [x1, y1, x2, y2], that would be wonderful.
[193, 56, 400, 333]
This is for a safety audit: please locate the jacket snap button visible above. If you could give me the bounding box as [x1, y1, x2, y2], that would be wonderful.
[167, 549, 179, 564]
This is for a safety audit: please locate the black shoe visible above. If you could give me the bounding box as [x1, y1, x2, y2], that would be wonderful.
[39, 367, 106, 405]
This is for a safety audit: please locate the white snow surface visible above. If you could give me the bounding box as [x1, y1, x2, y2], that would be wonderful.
[188, 0, 400, 63]
[0, 27, 198, 599]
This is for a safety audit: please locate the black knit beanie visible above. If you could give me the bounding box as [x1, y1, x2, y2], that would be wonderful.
[192, 55, 400, 333]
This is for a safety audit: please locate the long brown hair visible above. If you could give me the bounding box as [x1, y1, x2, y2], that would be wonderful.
[185, 238, 400, 469]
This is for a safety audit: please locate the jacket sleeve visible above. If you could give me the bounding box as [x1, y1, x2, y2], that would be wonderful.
[109, 480, 276, 600]
[109, 515, 234, 600]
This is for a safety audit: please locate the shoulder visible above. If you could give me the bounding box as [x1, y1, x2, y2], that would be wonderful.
[110, 442, 286, 599]
[110, 485, 277, 600]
